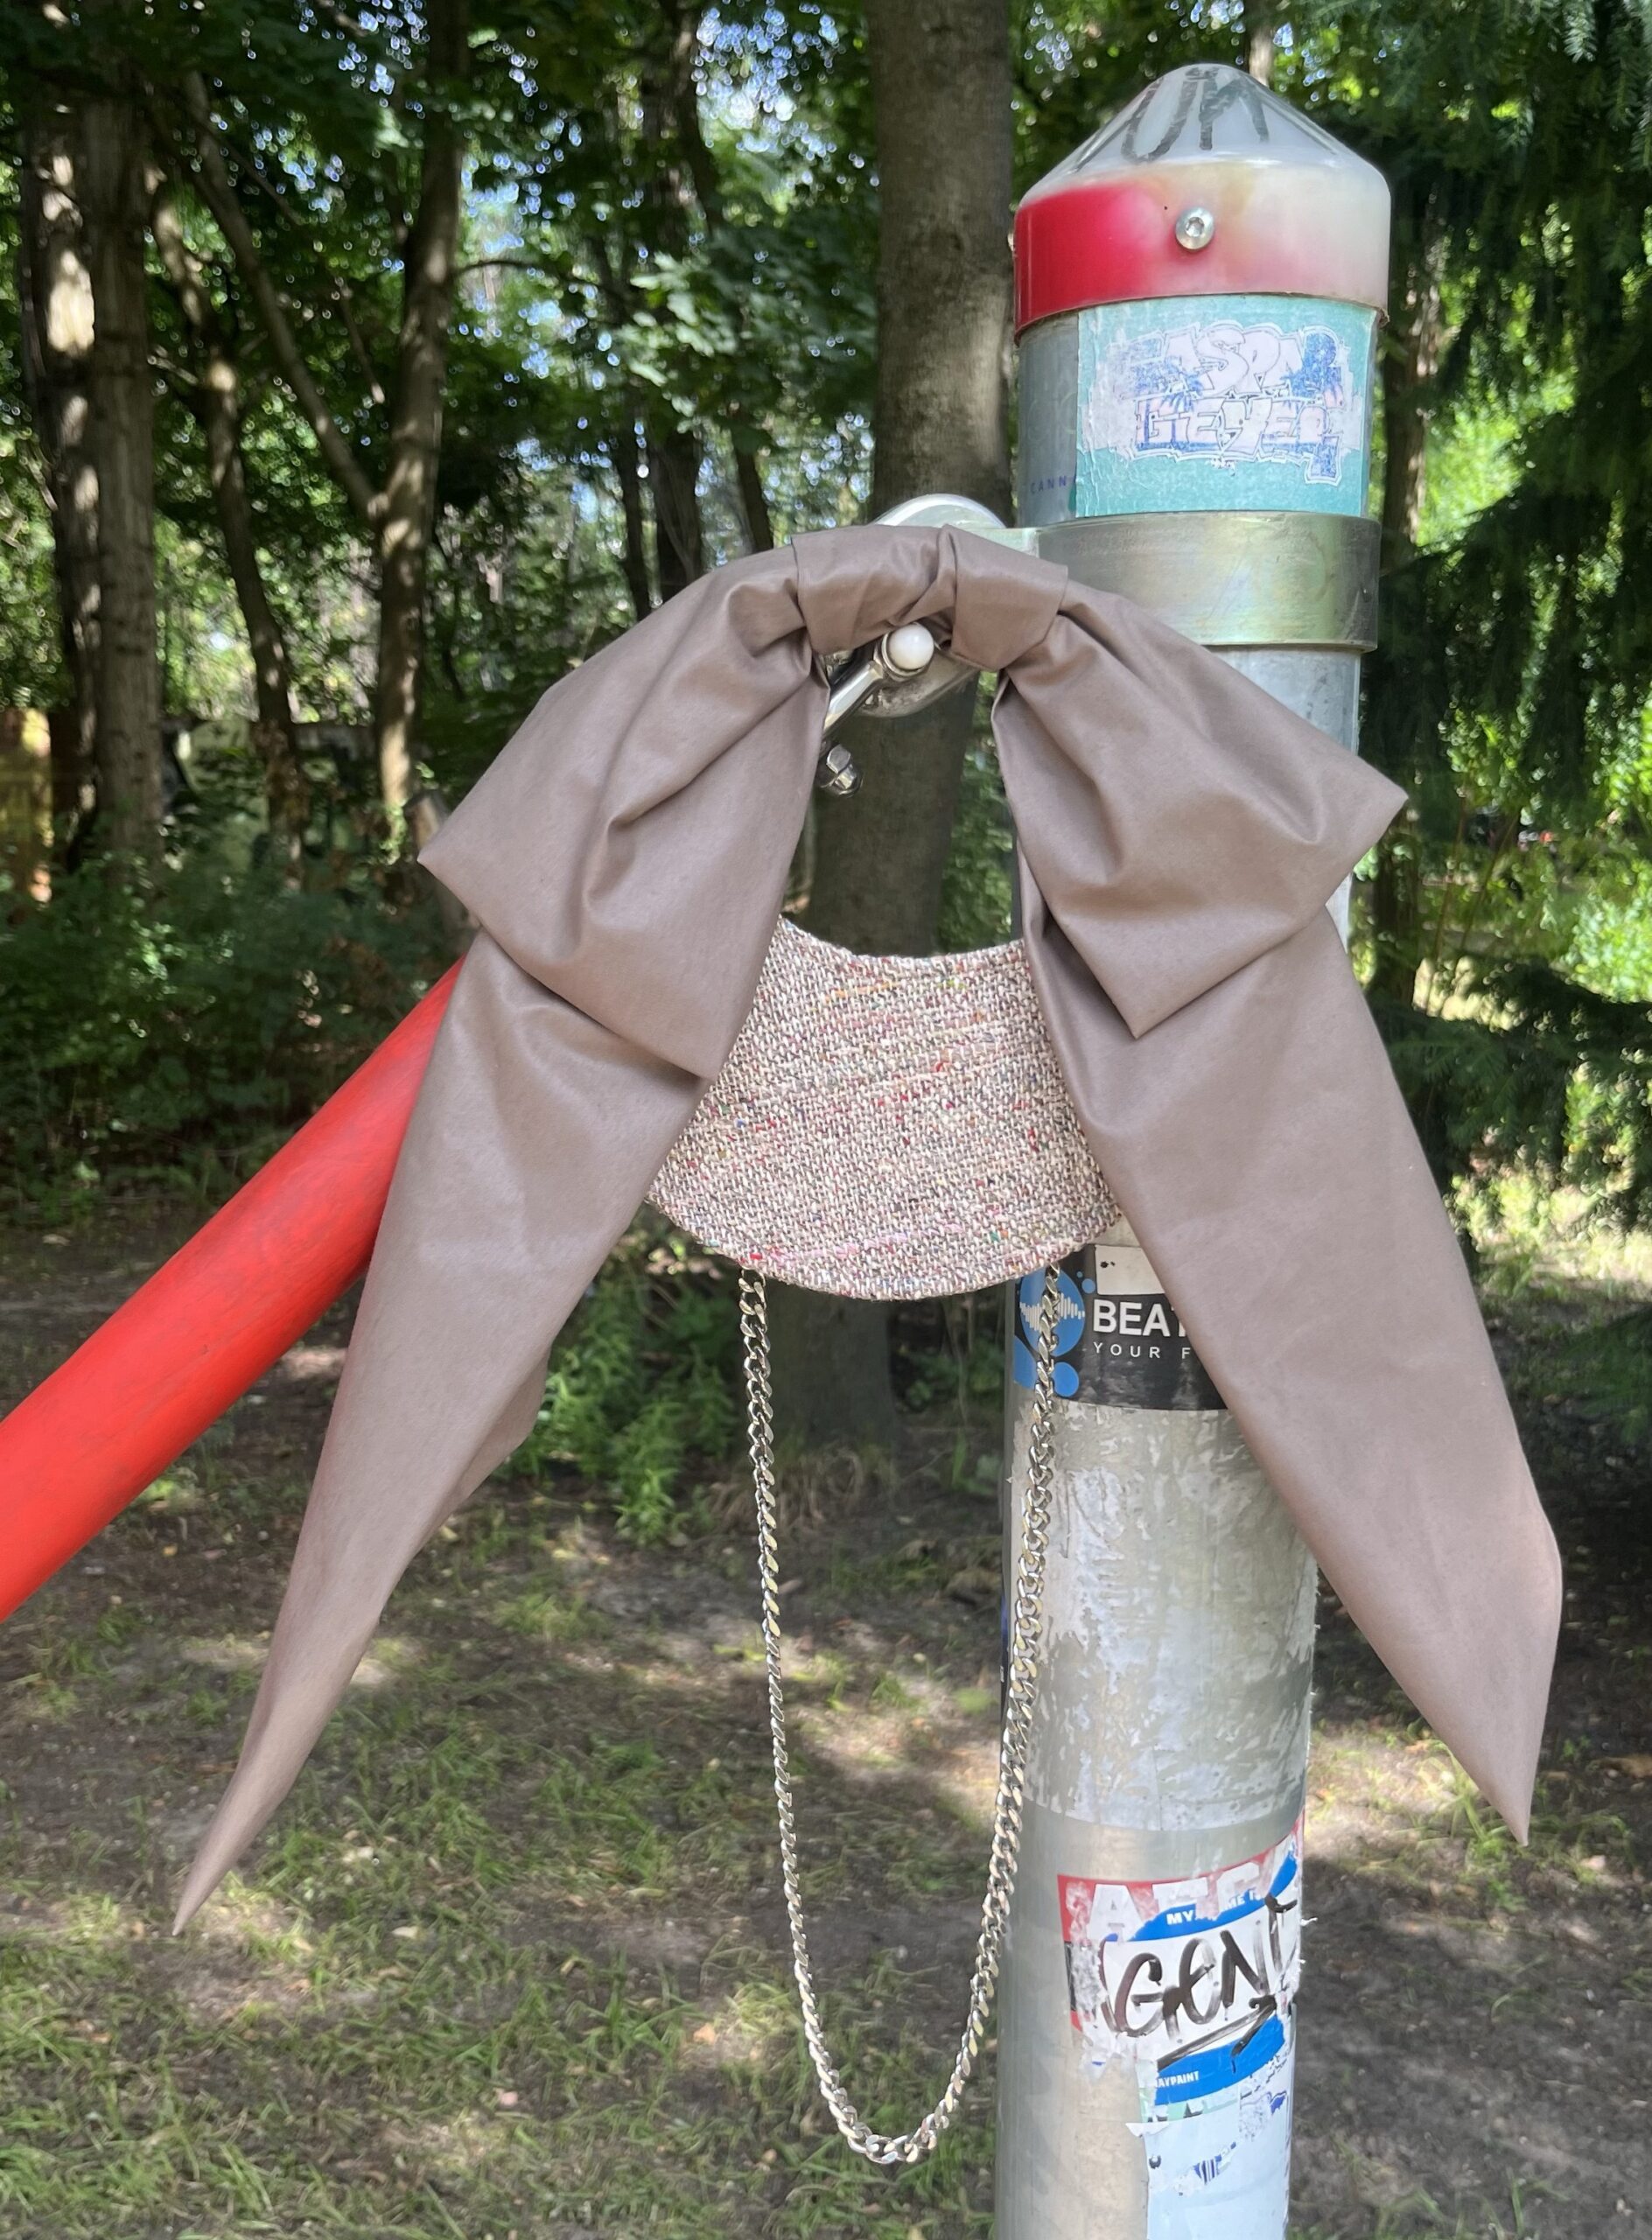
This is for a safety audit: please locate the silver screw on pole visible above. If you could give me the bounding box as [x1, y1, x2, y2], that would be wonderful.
[1173, 205, 1216, 251]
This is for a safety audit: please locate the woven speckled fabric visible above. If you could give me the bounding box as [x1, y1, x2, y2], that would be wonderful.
[650, 918, 1116, 1298]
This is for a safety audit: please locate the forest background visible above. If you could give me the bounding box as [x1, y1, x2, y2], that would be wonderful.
[2, 0, 1651, 1488]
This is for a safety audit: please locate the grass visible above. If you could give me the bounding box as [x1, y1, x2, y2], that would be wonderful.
[1292, 2193, 1550, 2240]
[9, 1478, 1637, 2240]
[1, 1195, 1648, 2237]
[0, 1488, 1010, 2240]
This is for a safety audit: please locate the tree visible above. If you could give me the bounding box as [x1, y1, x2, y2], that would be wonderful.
[175, 1, 472, 825]
[149, 175, 308, 864]
[80, 1, 164, 857]
[769, 0, 1016, 1447]
[15, 69, 99, 852]
[10, 0, 169, 856]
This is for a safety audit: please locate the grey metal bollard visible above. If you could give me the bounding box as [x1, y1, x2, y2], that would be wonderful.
[997, 61, 1390, 2238]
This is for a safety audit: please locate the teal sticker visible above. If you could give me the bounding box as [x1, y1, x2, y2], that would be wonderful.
[1076, 295, 1374, 518]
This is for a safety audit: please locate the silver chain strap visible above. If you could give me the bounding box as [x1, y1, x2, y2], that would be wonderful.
[738, 1265, 1062, 2166]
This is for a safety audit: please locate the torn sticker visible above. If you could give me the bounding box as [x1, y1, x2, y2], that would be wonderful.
[1130, 2040, 1294, 2239]
[1059, 1821, 1302, 2104]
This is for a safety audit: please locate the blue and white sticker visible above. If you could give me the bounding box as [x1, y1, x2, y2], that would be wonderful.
[1130, 2040, 1295, 2239]
[1012, 1249, 1223, 1410]
[1076, 293, 1375, 517]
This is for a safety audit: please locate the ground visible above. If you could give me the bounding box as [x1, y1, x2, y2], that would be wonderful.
[0, 1203, 1648, 2240]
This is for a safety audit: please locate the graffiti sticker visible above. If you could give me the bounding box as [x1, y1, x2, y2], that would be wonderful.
[1059, 1821, 1303, 2104]
[1076, 295, 1373, 515]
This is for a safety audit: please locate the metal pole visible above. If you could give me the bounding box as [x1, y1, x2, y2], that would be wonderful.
[998, 62, 1390, 2237]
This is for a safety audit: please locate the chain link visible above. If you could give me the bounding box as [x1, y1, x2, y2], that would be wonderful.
[738, 1265, 1063, 2166]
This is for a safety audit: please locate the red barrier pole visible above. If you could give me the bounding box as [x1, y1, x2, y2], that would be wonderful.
[0, 966, 459, 1622]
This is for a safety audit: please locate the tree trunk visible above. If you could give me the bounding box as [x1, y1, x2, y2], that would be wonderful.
[18, 98, 100, 858]
[1367, 191, 1446, 1006]
[1379, 212, 1445, 562]
[375, 0, 470, 820]
[79, 10, 163, 857]
[660, 30, 774, 561]
[638, 4, 708, 605]
[150, 178, 308, 868]
[733, 435, 774, 553]
[1244, 4, 1276, 84]
[184, 75, 380, 529]
[646, 427, 706, 601]
[768, 0, 1014, 1449]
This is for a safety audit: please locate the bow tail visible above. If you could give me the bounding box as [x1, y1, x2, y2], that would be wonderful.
[1021, 890, 1562, 1838]
[173, 934, 704, 1928]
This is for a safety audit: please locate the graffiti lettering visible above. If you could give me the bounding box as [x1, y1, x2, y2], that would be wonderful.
[1082, 66, 1273, 167]
[1059, 1824, 1304, 2094]
[1082, 318, 1359, 488]
[1088, 1893, 1298, 2050]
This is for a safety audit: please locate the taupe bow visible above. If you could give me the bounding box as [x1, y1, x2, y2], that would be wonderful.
[173, 525, 1560, 1928]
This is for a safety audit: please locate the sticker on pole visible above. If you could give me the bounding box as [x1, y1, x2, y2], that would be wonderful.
[1012, 1248, 1223, 1410]
[1075, 293, 1374, 516]
[1058, 1820, 1303, 2106]
[1131, 2041, 1295, 2239]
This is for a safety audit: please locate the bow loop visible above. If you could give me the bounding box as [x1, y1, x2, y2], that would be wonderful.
[998, 588, 1404, 1037]
[792, 524, 1068, 675]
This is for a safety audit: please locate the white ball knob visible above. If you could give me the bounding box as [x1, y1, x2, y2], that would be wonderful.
[883, 623, 938, 677]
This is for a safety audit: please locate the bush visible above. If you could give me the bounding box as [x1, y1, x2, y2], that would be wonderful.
[0, 854, 446, 1207]
[518, 1233, 742, 1542]
[1374, 959, 1652, 1223]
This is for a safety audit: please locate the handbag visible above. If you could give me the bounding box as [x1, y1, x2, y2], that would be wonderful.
[649, 909, 1116, 2163]
[172, 525, 1557, 2090]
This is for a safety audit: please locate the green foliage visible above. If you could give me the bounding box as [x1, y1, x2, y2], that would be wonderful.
[5, 0, 1652, 1278]
[1519, 1298, 1652, 1443]
[519, 1237, 740, 1541]
[0, 855, 444, 1203]
[937, 730, 1014, 953]
[0, 424, 60, 714]
[1374, 960, 1652, 1220]
[1564, 857, 1652, 998]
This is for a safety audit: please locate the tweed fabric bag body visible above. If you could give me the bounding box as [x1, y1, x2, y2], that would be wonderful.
[650, 916, 1117, 1298]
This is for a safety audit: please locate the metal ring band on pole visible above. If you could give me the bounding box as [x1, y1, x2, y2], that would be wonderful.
[738, 1264, 1064, 2166]
[1034, 509, 1381, 649]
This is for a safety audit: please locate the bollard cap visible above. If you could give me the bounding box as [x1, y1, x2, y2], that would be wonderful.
[1015, 62, 1390, 332]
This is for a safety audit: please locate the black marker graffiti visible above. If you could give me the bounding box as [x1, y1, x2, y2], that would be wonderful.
[1059, 60, 1345, 176]
[1088, 1889, 1299, 2055]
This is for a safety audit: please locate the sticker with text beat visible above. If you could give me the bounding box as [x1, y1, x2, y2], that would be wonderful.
[1012, 1248, 1223, 1410]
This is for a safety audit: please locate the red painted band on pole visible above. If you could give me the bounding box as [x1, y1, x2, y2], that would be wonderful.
[1013, 176, 1390, 332]
[0, 965, 459, 1623]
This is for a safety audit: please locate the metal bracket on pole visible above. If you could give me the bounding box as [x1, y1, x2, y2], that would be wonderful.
[815, 493, 1036, 794]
